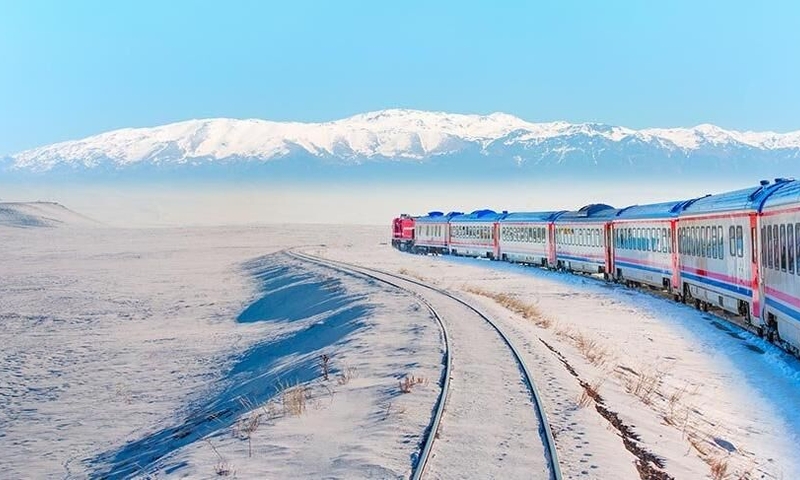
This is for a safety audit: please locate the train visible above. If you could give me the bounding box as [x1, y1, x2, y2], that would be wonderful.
[390, 178, 800, 356]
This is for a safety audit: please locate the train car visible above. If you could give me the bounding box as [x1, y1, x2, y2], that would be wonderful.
[497, 211, 565, 267]
[449, 209, 508, 259]
[757, 179, 800, 352]
[391, 214, 415, 251]
[611, 199, 702, 293]
[677, 179, 792, 320]
[414, 211, 462, 254]
[553, 204, 618, 276]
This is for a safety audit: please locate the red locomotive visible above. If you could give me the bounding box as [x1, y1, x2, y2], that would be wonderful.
[391, 214, 415, 251]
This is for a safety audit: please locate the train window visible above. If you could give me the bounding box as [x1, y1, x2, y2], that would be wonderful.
[699, 226, 704, 257]
[735, 226, 743, 258]
[718, 226, 724, 259]
[781, 224, 787, 271]
[648, 228, 653, 251]
[697, 227, 702, 257]
[789, 226, 795, 274]
[729, 226, 735, 256]
[796, 224, 800, 273]
[766, 226, 774, 268]
[694, 226, 700, 256]
[761, 226, 767, 267]
[773, 225, 780, 270]
[651, 228, 656, 252]
[667, 228, 673, 253]
[711, 227, 718, 259]
[705, 227, 711, 258]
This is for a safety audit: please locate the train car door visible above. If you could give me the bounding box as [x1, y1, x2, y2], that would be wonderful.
[750, 213, 762, 320]
[547, 223, 557, 267]
[604, 223, 614, 277]
[493, 222, 501, 259]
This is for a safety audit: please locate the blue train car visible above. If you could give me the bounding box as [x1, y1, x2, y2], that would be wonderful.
[449, 209, 508, 259]
[611, 198, 701, 292]
[757, 179, 800, 352]
[677, 179, 792, 323]
[553, 204, 618, 276]
[497, 211, 565, 266]
[414, 211, 463, 254]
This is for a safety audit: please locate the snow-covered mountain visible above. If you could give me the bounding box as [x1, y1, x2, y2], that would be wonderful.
[5, 109, 800, 179]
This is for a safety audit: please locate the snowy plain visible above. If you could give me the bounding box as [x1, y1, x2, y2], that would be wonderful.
[1, 222, 800, 479]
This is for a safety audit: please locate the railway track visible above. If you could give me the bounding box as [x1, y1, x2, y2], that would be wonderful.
[288, 250, 562, 480]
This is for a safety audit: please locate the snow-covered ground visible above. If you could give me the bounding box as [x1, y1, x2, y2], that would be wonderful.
[2, 223, 800, 479]
[325, 244, 800, 480]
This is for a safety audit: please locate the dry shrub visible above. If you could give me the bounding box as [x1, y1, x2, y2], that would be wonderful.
[234, 412, 261, 457]
[399, 375, 426, 393]
[280, 382, 308, 416]
[336, 364, 358, 386]
[710, 456, 729, 480]
[214, 462, 234, 477]
[464, 286, 552, 328]
[577, 378, 604, 408]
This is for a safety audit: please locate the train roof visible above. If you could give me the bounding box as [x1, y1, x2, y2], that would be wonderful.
[760, 179, 800, 210]
[614, 198, 703, 220]
[415, 211, 464, 223]
[499, 211, 566, 223]
[449, 209, 509, 223]
[680, 179, 794, 216]
[554, 204, 618, 223]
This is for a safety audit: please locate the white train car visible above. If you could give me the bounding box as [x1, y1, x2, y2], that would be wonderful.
[553, 204, 618, 276]
[449, 209, 507, 259]
[677, 180, 791, 320]
[497, 211, 564, 267]
[758, 179, 800, 353]
[611, 199, 701, 293]
[414, 211, 462, 255]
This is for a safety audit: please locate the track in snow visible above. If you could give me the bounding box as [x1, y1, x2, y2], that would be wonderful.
[288, 251, 561, 480]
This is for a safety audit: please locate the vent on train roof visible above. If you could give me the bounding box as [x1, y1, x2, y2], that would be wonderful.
[427, 211, 444, 217]
[576, 203, 614, 216]
[471, 209, 497, 218]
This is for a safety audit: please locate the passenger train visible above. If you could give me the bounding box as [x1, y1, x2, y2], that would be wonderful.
[390, 178, 800, 356]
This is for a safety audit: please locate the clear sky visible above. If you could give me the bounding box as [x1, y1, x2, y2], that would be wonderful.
[1, 0, 799, 154]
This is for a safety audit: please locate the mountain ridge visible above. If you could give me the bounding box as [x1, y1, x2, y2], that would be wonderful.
[6, 109, 800, 177]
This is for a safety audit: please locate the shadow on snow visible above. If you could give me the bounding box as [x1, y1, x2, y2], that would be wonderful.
[88, 255, 371, 479]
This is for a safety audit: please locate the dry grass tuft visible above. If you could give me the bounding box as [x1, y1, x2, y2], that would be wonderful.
[573, 333, 611, 367]
[398, 268, 426, 281]
[399, 375, 427, 393]
[214, 461, 234, 477]
[577, 378, 604, 408]
[336, 364, 358, 386]
[624, 368, 665, 405]
[709, 456, 729, 480]
[464, 286, 552, 328]
[279, 381, 308, 416]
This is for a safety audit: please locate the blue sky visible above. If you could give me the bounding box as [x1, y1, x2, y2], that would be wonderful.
[1, 0, 799, 154]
